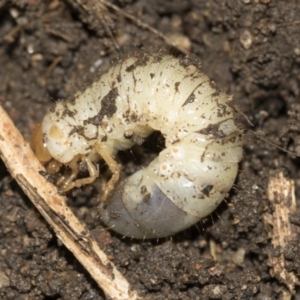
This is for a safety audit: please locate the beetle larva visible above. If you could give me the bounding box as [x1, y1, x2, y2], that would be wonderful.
[31, 52, 243, 239]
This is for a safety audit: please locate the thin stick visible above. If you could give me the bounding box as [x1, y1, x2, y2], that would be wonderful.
[0, 105, 142, 300]
[99, 0, 190, 55]
[73, 0, 120, 51]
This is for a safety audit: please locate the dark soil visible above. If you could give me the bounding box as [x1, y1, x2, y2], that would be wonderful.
[1, 0, 300, 299]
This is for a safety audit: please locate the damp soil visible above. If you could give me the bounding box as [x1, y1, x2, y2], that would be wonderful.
[1, 0, 300, 299]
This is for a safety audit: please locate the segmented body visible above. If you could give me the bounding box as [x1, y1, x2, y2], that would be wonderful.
[32, 53, 243, 239]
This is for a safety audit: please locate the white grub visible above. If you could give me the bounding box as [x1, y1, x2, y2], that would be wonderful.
[31, 52, 243, 239]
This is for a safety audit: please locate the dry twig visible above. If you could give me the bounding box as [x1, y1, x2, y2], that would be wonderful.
[0, 105, 142, 300]
[264, 172, 299, 299]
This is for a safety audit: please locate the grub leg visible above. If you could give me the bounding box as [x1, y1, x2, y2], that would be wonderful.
[60, 156, 99, 192]
[95, 143, 121, 201]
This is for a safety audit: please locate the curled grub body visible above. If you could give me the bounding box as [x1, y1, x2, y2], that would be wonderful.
[31, 52, 243, 239]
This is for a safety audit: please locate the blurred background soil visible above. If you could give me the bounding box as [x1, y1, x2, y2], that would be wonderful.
[1, 0, 300, 299]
